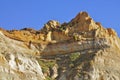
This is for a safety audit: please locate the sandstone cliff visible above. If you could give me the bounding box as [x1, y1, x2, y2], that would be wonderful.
[0, 11, 120, 80]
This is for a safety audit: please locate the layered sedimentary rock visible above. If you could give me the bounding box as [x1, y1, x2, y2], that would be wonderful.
[0, 31, 45, 80]
[0, 11, 120, 80]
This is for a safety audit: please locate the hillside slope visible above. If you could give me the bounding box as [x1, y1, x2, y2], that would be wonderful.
[0, 12, 120, 80]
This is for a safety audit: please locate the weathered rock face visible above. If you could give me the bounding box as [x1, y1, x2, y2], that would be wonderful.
[0, 32, 45, 80]
[0, 11, 120, 80]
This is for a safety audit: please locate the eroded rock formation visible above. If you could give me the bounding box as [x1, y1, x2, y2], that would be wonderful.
[0, 11, 120, 80]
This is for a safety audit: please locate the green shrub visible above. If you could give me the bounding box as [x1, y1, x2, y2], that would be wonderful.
[69, 52, 80, 61]
[59, 25, 66, 31]
[37, 59, 56, 73]
[46, 76, 53, 80]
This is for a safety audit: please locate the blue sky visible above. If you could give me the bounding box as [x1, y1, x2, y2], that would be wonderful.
[0, 0, 120, 36]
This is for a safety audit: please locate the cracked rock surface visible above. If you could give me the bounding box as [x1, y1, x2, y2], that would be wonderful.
[0, 11, 120, 80]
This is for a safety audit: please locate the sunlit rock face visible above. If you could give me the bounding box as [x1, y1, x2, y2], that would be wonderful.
[0, 11, 120, 80]
[0, 32, 45, 80]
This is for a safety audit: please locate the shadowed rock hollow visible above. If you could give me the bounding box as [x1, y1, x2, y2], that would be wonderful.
[0, 11, 120, 80]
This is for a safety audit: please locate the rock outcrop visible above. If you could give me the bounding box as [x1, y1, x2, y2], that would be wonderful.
[0, 31, 45, 80]
[0, 11, 120, 80]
